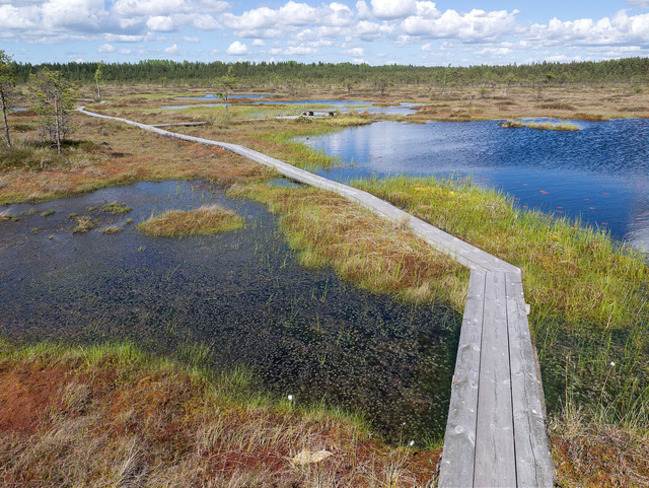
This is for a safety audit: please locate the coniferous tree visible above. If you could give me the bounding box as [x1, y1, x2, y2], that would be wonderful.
[28, 68, 78, 154]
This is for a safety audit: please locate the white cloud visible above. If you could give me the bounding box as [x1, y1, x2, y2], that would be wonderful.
[226, 40, 249, 54]
[371, 0, 417, 20]
[285, 45, 316, 55]
[119, 48, 131, 54]
[41, 0, 109, 30]
[0, 4, 39, 29]
[401, 8, 519, 41]
[347, 47, 364, 56]
[626, 0, 649, 8]
[355, 0, 371, 19]
[528, 11, 649, 46]
[97, 43, 115, 52]
[104, 33, 145, 42]
[146, 15, 174, 31]
[165, 42, 178, 53]
[252, 39, 265, 46]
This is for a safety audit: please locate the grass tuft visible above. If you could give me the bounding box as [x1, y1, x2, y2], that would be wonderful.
[137, 204, 245, 237]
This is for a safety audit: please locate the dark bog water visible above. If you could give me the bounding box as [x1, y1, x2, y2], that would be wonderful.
[302, 119, 649, 250]
[0, 180, 460, 444]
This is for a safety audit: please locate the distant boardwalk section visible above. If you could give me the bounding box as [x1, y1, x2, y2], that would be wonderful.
[78, 107, 555, 487]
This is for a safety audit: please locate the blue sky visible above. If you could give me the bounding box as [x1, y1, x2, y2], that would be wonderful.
[2, 0, 648, 66]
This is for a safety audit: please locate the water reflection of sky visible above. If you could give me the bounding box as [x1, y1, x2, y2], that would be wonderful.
[163, 97, 417, 115]
[0, 180, 459, 443]
[302, 119, 649, 250]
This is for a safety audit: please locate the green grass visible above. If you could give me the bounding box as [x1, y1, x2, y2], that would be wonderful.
[137, 204, 245, 237]
[228, 182, 469, 308]
[352, 175, 649, 430]
[354, 175, 648, 329]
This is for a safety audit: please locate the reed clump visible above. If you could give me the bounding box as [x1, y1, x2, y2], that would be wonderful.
[137, 205, 245, 237]
[498, 119, 580, 131]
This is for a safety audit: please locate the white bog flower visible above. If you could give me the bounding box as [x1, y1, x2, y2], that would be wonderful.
[288, 394, 294, 402]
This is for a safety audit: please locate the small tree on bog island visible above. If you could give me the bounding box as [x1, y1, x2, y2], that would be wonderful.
[94, 61, 104, 102]
[0, 50, 16, 148]
[28, 68, 78, 154]
[212, 65, 238, 117]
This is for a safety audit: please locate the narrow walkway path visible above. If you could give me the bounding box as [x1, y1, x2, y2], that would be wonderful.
[78, 107, 555, 487]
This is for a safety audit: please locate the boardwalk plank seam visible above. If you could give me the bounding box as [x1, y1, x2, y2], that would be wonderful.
[78, 107, 555, 487]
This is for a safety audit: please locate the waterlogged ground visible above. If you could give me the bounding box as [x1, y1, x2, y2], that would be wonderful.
[0, 180, 460, 444]
[303, 118, 649, 250]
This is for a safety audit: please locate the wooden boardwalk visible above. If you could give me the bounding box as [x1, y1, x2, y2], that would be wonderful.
[78, 107, 555, 487]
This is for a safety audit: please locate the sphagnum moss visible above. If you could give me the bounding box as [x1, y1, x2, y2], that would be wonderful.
[0, 341, 440, 487]
[137, 204, 245, 237]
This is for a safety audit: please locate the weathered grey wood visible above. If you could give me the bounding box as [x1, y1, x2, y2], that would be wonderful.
[151, 122, 207, 127]
[506, 272, 555, 487]
[474, 271, 516, 487]
[439, 269, 486, 487]
[77, 107, 555, 487]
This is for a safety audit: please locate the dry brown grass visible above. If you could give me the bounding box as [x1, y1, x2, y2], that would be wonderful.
[138, 205, 245, 237]
[0, 112, 273, 204]
[551, 403, 649, 487]
[0, 344, 441, 487]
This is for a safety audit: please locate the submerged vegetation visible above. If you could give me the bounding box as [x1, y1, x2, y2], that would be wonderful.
[137, 204, 245, 237]
[0, 341, 439, 487]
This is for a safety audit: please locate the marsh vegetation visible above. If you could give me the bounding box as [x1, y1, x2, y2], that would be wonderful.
[0, 64, 648, 486]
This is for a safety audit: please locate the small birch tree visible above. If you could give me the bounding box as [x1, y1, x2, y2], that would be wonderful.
[0, 50, 15, 148]
[94, 61, 104, 101]
[28, 68, 78, 154]
[212, 65, 238, 117]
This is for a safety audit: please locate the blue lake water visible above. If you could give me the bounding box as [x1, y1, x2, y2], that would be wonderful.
[302, 119, 649, 250]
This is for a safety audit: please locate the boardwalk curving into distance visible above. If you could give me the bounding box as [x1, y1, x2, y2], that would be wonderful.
[78, 107, 555, 487]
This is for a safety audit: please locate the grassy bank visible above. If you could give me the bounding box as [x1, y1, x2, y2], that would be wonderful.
[353, 176, 648, 329]
[0, 341, 440, 487]
[137, 205, 245, 237]
[228, 182, 468, 307]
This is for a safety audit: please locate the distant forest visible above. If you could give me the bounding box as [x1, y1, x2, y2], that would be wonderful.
[10, 57, 648, 88]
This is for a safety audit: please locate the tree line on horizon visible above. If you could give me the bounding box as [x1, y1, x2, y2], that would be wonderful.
[7, 57, 649, 88]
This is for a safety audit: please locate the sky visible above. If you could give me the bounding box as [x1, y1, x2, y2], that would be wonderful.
[1, 0, 649, 66]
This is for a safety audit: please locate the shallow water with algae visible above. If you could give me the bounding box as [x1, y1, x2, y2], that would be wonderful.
[0, 180, 460, 445]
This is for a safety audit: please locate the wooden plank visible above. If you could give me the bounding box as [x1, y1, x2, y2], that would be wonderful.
[506, 272, 555, 487]
[474, 271, 516, 487]
[151, 122, 207, 127]
[439, 269, 487, 487]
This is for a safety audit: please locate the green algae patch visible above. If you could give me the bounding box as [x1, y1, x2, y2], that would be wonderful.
[138, 204, 245, 237]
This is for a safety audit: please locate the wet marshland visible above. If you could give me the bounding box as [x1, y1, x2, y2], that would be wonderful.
[0, 180, 460, 444]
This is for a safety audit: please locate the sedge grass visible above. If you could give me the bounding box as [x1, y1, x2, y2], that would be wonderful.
[137, 204, 245, 237]
[354, 175, 649, 330]
[228, 182, 469, 308]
